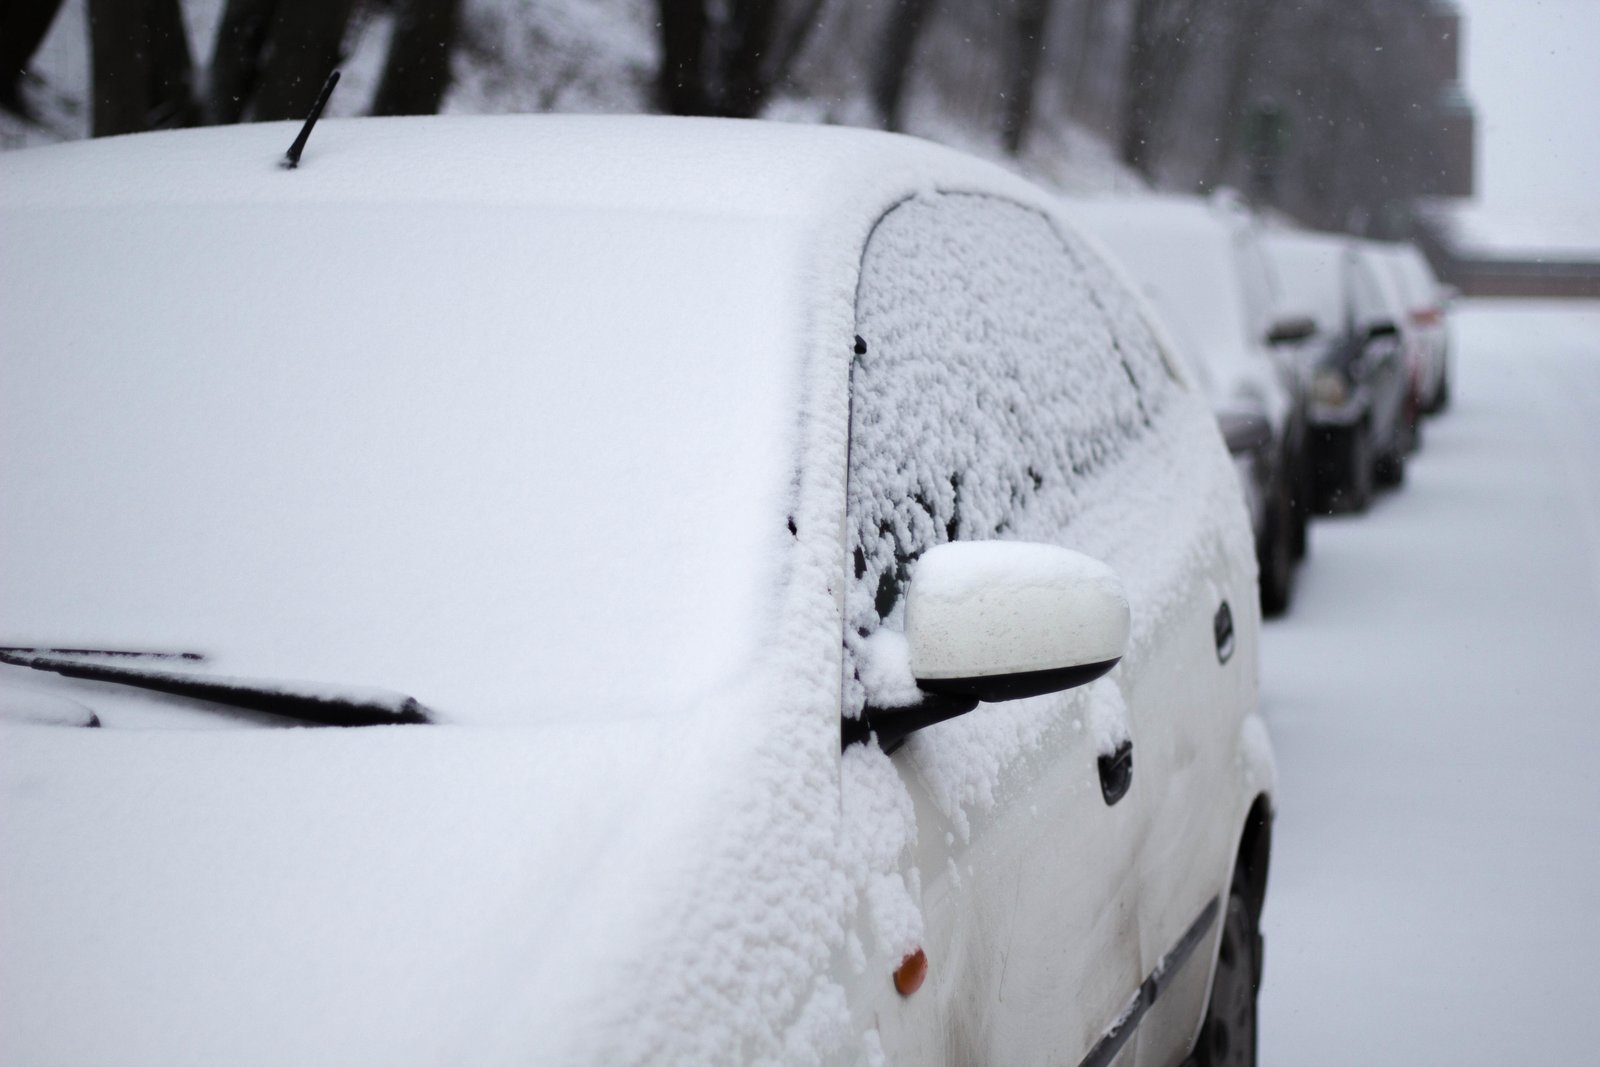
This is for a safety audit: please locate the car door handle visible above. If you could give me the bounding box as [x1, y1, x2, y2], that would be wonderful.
[1098, 739, 1133, 806]
[1214, 601, 1235, 664]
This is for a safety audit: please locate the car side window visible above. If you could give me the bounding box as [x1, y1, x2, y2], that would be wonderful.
[845, 193, 1174, 714]
[1348, 255, 1390, 328]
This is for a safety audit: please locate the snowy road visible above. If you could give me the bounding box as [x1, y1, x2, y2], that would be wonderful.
[1260, 301, 1600, 1062]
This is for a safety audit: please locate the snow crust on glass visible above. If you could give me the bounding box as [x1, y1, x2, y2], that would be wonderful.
[0, 117, 1255, 1066]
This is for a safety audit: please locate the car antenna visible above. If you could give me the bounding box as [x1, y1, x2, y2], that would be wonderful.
[282, 69, 340, 170]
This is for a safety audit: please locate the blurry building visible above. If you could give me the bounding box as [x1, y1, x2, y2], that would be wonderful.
[1417, 1, 1475, 198]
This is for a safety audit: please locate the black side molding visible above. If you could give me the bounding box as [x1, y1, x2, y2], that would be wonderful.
[1080, 896, 1221, 1067]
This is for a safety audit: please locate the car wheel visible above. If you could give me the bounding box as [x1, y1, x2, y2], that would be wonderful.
[1374, 439, 1406, 488]
[1331, 424, 1374, 514]
[1403, 400, 1423, 455]
[1290, 459, 1311, 561]
[1258, 489, 1294, 617]
[1188, 890, 1260, 1067]
[1431, 366, 1452, 414]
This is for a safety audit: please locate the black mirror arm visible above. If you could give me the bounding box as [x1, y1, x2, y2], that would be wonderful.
[843, 692, 980, 754]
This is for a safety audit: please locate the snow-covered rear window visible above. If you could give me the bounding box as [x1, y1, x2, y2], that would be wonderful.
[844, 194, 1174, 711]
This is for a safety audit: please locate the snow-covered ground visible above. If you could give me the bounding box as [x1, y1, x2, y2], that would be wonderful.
[1260, 300, 1600, 1061]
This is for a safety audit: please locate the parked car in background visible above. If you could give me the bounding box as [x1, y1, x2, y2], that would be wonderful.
[1376, 242, 1454, 414]
[0, 117, 1275, 1067]
[1363, 241, 1428, 454]
[1266, 229, 1412, 511]
[1067, 193, 1313, 615]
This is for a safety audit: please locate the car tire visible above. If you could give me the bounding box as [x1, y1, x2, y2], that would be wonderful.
[1258, 489, 1295, 618]
[1331, 424, 1374, 514]
[1430, 365, 1452, 414]
[1374, 440, 1406, 488]
[1404, 401, 1423, 455]
[1186, 889, 1260, 1067]
[1290, 451, 1311, 561]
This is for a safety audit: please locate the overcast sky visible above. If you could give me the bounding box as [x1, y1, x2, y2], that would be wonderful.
[1453, 0, 1600, 234]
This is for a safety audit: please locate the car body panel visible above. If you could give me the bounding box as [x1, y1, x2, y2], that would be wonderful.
[0, 116, 1274, 1067]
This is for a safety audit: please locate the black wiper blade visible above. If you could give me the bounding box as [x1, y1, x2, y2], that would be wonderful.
[0, 649, 433, 727]
[0, 646, 204, 662]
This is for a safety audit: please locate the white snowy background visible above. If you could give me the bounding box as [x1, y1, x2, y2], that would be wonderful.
[1260, 299, 1600, 1062]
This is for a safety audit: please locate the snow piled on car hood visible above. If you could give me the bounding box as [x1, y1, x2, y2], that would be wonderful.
[0, 717, 705, 1065]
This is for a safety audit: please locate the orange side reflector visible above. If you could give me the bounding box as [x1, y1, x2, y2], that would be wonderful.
[894, 948, 928, 996]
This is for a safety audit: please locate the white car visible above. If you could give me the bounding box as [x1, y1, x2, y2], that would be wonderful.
[1375, 241, 1453, 414]
[1064, 194, 1314, 617]
[0, 116, 1275, 1067]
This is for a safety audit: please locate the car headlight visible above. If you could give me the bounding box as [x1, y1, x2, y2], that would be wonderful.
[1310, 368, 1349, 407]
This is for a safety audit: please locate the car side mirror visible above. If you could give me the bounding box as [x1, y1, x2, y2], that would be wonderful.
[1266, 315, 1316, 346]
[1217, 410, 1273, 455]
[858, 542, 1129, 752]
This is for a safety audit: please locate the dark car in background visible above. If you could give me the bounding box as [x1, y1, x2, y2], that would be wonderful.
[1266, 230, 1413, 512]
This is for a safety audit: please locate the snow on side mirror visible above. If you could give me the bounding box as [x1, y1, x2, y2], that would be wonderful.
[906, 541, 1130, 703]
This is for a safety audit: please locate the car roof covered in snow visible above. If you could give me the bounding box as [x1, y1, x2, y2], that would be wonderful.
[0, 113, 1043, 218]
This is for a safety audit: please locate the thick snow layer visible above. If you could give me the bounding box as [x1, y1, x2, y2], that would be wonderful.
[842, 189, 1253, 852]
[1261, 301, 1600, 1063]
[0, 116, 1253, 1064]
[0, 116, 1037, 732]
[0, 116, 1111, 1065]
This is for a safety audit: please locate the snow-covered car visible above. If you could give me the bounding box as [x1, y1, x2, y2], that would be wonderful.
[1375, 241, 1453, 413]
[1361, 240, 1428, 454]
[0, 116, 1275, 1067]
[1265, 229, 1412, 510]
[1064, 194, 1313, 616]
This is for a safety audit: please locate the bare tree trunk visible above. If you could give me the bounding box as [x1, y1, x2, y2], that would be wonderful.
[1000, 0, 1054, 155]
[657, 0, 709, 114]
[371, 0, 461, 116]
[0, 0, 66, 114]
[1119, 0, 1196, 178]
[721, 0, 780, 117]
[87, 0, 196, 136]
[248, 0, 354, 122]
[208, 0, 277, 124]
[871, 0, 938, 131]
[766, 0, 829, 94]
[655, 0, 830, 118]
[1203, 0, 1274, 188]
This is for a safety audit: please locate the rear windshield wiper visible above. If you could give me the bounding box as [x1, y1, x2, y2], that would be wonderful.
[0, 647, 433, 727]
